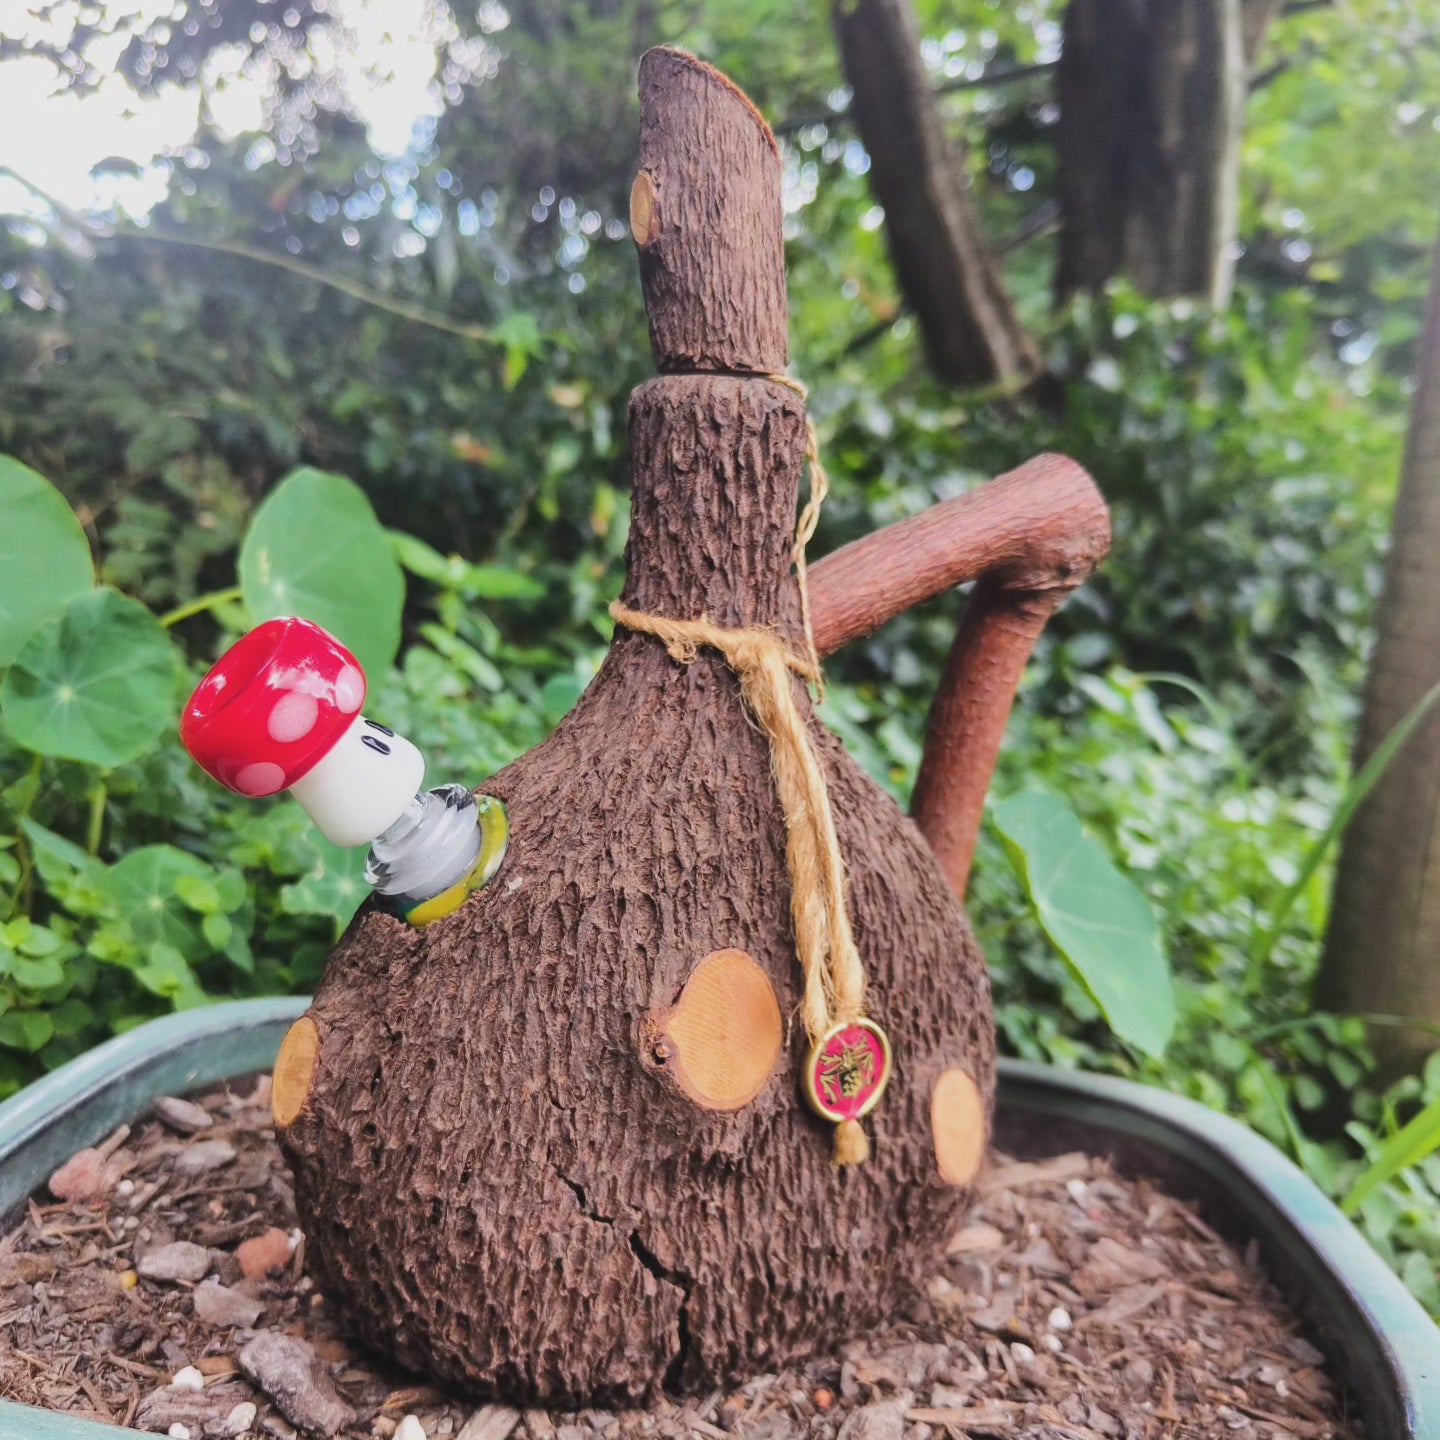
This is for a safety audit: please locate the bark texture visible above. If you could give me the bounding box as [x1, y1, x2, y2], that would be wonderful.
[633, 48, 786, 374]
[831, 0, 1038, 388]
[1318, 230, 1440, 1075]
[1056, 0, 1246, 306]
[279, 49, 996, 1403]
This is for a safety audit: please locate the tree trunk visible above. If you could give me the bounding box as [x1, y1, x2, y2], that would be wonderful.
[273, 49, 999, 1404]
[831, 0, 1039, 388]
[1056, 0, 1246, 306]
[1318, 230, 1440, 1076]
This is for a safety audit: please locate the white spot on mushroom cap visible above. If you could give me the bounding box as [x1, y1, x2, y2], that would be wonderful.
[334, 665, 364, 713]
[236, 761, 287, 797]
[268, 690, 318, 744]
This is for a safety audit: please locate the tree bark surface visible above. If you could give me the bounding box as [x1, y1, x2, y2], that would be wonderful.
[832, 0, 1038, 388]
[278, 49, 996, 1404]
[1319, 229, 1440, 1075]
[1056, 0, 1245, 306]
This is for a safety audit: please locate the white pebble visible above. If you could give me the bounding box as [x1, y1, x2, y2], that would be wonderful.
[1047, 1305, 1073, 1331]
[117, 1179, 135, 1197]
[1065, 1178, 1088, 1202]
[1010, 1342, 1037, 1366]
[224, 1400, 258, 1435]
[171, 1365, 204, 1392]
[395, 1417, 428, 1440]
[288, 1227, 304, 1251]
[168, 1426, 191, 1440]
[1042, 1333, 1063, 1353]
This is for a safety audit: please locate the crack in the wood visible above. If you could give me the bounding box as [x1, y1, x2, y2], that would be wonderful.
[557, 1171, 616, 1226]
[627, 1228, 695, 1392]
[554, 1160, 695, 1390]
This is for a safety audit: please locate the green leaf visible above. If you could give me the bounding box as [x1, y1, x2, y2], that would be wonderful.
[460, 565, 546, 601]
[0, 455, 94, 665]
[239, 467, 404, 674]
[280, 834, 367, 937]
[12, 953, 65, 990]
[20, 818, 98, 876]
[992, 791, 1175, 1057]
[540, 672, 584, 726]
[1, 589, 179, 766]
[132, 943, 208, 1008]
[0, 1011, 54, 1052]
[390, 532, 545, 600]
[492, 311, 542, 390]
[1344, 1094, 1440, 1216]
[101, 846, 212, 960]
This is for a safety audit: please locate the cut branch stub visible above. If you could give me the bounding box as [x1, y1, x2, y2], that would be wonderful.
[272, 1015, 319, 1129]
[650, 949, 784, 1111]
[634, 47, 788, 374]
[931, 1068, 987, 1187]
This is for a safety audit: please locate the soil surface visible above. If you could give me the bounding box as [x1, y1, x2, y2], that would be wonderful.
[0, 1075, 1361, 1440]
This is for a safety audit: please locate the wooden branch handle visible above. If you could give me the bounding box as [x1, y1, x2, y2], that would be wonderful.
[808, 453, 1110, 897]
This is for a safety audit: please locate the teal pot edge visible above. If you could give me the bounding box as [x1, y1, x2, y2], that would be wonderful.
[0, 1003, 1432, 1438]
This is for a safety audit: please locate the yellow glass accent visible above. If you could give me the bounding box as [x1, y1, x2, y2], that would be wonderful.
[405, 795, 510, 928]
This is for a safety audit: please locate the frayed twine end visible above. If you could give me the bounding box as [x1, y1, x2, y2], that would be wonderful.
[833, 1118, 870, 1167]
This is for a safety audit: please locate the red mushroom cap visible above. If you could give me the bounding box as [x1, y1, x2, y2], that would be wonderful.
[181, 618, 366, 797]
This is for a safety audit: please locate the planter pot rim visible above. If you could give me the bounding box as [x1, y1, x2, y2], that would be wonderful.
[0, 1002, 1434, 1438]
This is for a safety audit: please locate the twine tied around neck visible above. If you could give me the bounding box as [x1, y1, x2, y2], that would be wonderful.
[609, 374, 877, 1167]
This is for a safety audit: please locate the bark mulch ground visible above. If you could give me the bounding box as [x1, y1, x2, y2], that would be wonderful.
[0, 1075, 1361, 1440]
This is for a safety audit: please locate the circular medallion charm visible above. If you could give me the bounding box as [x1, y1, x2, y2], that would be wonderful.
[803, 1018, 893, 1123]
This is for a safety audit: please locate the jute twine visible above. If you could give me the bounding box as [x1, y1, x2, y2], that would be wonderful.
[610, 375, 876, 1167]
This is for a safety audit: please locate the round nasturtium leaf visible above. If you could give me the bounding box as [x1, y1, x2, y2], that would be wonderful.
[1, 588, 181, 767]
[240, 467, 404, 675]
[102, 845, 212, 960]
[0, 455, 94, 665]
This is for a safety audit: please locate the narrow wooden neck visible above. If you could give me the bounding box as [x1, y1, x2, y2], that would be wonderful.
[620, 375, 809, 638]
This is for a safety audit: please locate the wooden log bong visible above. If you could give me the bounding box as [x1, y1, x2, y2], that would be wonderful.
[267, 50, 1109, 1404]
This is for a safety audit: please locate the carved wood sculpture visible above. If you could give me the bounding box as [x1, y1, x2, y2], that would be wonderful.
[272, 49, 1109, 1405]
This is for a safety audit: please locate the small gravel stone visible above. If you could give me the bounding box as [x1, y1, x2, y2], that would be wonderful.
[47, 1148, 111, 1201]
[455, 1406, 522, 1440]
[223, 1401, 259, 1437]
[1010, 1342, 1037, 1366]
[239, 1331, 356, 1438]
[837, 1400, 906, 1440]
[173, 1138, 237, 1174]
[237, 1226, 295, 1277]
[193, 1278, 266, 1328]
[137, 1241, 212, 1283]
[154, 1096, 216, 1134]
[396, 1417, 428, 1440]
[1047, 1305, 1073, 1331]
[171, 1365, 205, 1392]
[168, 1425, 191, 1440]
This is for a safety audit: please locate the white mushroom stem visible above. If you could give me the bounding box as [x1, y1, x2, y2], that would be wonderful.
[289, 717, 425, 847]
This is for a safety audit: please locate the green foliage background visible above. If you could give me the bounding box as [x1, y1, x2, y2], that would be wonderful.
[2, 0, 1440, 1314]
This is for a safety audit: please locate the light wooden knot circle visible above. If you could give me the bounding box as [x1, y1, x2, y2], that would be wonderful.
[932, 1068, 986, 1186]
[653, 949, 783, 1111]
[272, 1015, 320, 1129]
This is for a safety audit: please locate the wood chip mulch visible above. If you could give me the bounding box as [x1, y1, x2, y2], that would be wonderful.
[0, 1075, 1362, 1440]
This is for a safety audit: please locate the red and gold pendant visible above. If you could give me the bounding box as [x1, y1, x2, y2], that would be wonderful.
[802, 1017, 893, 1123]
